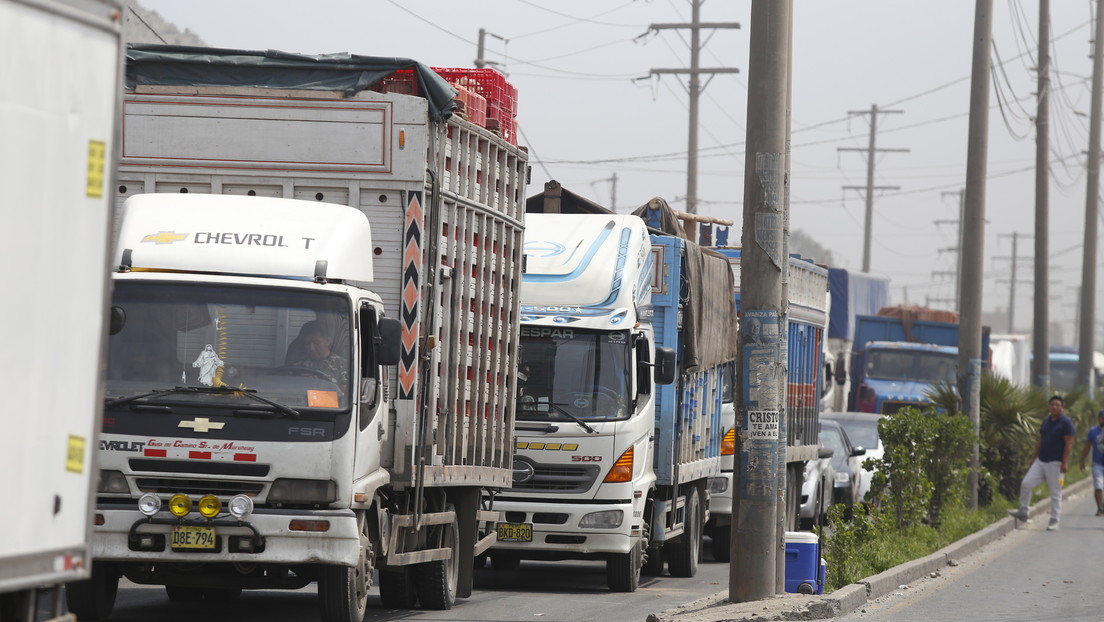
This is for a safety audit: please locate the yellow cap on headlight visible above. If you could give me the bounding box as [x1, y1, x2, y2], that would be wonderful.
[169, 494, 192, 517]
[198, 495, 221, 518]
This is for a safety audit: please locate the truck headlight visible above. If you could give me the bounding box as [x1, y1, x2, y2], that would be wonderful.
[198, 495, 221, 518]
[137, 493, 161, 516]
[710, 476, 729, 494]
[228, 495, 254, 519]
[268, 478, 337, 505]
[834, 472, 850, 485]
[579, 510, 623, 529]
[169, 493, 192, 517]
[98, 470, 129, 494]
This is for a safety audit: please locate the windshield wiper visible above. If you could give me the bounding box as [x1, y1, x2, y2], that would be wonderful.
[549, 402, 598, 434]
[106, 386, 299, 419]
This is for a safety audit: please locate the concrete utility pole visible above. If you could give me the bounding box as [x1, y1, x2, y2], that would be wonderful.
[474, 28, 505, 69]
[647, 1, 740, 214]
[840, 106, 909, 272]
[590, 172, 619, 212]
[733, 0, 790, 602]
[933, 188, 966, 310]
[959, 0, 993, 511]
[1033, 0, 1052, 387]
[995, 232, 1033, 333]
[1079, 0, 1104, 392]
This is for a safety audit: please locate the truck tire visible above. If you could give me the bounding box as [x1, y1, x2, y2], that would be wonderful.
[165, 585, 204, 602]
[318, 517, 373, 622]
[711, 523, 731, 563]
[378, 567, 417, 609]
[666, 486, 702, 578]
[605, 537, 643, 592]
[414, 510, 459, 610]
[65, 562, 119, 620]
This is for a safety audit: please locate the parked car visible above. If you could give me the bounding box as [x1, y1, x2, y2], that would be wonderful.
[798, 443, 835, 530]
[822, 411, 885, 504]
[819, 419, 866, 519]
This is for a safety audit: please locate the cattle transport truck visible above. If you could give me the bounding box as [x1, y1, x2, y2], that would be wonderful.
[489, 198, 738, 591]
[75, 46, 527, 620]
[0, 1, 122, 621]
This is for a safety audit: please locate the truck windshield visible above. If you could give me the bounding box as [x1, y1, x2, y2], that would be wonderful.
[1049, 360, 1078, 391]
[517, 328, 631, 422]
[866, 349, 956, 384]
[106, 281, 352, 412]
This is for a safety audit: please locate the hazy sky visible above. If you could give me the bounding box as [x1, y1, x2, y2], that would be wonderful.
[133, 1, 1100, 342]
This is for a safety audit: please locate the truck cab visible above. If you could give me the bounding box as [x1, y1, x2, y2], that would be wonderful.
[83, 194, 411, 621]
[852, 341, 958, 413]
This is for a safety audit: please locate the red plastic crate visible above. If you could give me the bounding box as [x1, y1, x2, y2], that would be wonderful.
[453, 84, 488, 126]
[370, 69, 420, 96]
[432, 68, 516, 117]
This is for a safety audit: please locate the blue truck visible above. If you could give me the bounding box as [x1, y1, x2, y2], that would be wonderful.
[824, 268, 890, 412]
[703, 247, 829, 551]
[848, 309, 990, 414]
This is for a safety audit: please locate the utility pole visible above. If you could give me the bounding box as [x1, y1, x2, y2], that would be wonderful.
[959, 0, 993, 511]
[647, 1, 741, 214]
[474, 28, 505, 69]
[1079, 0, 1104, 392]
[934, 188, 966, 310]
[1033, 0, 1052, 388]
[840, 106, 909, 272]
[733, 0, 789, 602]
[995, 232, 1034, 332]
[590, 172, 618, 212]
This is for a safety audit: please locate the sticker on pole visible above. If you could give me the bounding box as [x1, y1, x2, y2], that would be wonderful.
[748, 410, 780, 440]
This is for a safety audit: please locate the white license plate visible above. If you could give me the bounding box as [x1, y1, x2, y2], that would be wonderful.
[171, 525, 217, 550]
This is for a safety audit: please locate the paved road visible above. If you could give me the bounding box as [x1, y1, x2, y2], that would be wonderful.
[100, 549, 732, 621]
[836, 487, 1104, 622]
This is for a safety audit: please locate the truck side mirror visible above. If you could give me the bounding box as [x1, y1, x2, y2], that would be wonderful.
[654, 347, 677, 385]
[376, 318, 402, 366]
[834, 360, 847, 385]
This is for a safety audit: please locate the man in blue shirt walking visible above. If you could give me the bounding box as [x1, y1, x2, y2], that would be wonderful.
[1008, 395, 1075, 530]
[1077, 409, 1104, 516]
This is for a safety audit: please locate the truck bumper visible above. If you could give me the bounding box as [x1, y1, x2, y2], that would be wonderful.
[490, 498, 638, 555]
[91, 505, 361, 566]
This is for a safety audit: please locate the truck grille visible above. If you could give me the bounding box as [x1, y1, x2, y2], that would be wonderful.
[509, 458, 600, 493]
[135, 477, 264, 496]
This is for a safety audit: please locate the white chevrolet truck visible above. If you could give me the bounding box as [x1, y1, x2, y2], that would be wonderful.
[73, 46, 527, 621]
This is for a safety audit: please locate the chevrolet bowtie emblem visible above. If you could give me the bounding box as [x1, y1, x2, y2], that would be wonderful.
[142, 231, 188, 245]
[178, 417, 225, 433]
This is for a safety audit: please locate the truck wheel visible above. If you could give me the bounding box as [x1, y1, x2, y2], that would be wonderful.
[318, 515, 373, 622]
[414, 510, 459, 610]
[378, 567, 418, 609]
[605, 537, 643, 592]
[204, 588, 242, 602]
[65, 562, 119, 620]
[667, 486, 702, 578]
[711, 523, 731, 563]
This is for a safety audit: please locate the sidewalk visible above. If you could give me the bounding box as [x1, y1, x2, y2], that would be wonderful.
[646, 477, 1092, 622]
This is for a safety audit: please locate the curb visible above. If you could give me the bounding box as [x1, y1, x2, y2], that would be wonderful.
[648, 476, 1092, 622]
